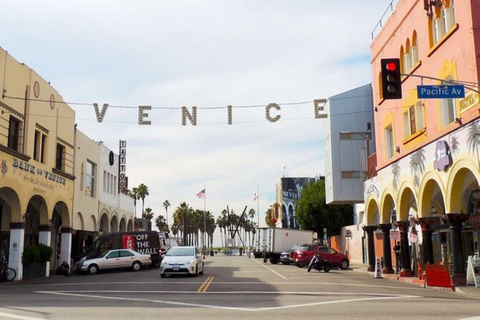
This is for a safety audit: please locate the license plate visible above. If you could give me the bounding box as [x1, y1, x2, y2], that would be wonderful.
[173, 267, 180, 271]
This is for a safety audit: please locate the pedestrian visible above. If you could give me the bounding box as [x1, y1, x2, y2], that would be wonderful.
[393, 241, 401, 274]
[56, 261, 70, 276]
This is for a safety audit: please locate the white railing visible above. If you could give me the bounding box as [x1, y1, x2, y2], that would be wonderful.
[371, 0, 400, 40]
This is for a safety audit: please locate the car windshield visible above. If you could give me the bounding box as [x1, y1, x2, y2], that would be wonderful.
[166, 247, 195, 257]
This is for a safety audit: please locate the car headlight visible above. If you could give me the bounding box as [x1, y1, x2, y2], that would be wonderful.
[189, 259, 196, 264]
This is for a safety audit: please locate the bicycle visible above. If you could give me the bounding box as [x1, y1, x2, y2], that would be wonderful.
[0, 258, 16, 282]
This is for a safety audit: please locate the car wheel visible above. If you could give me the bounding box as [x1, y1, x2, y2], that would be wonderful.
[297, 264, 304, 268]
[132, 261, 142, 271]
[88, 264, 99, 275]
[340, 259, 349, 270]
[199, 263, 204, 275]
[161, 273, 166, 278]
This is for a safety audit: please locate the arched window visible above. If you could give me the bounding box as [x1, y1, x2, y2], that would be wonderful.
[432, 0, 455, 45]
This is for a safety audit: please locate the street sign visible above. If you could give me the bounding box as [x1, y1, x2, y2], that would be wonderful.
[417, 85, 465, 99]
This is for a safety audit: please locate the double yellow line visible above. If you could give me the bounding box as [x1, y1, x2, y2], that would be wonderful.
[197, 276, 214, 292]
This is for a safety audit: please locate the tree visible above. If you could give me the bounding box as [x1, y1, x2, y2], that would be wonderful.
[265, 206, 276, 227]
[155, 215, 169, 232]
[128, 188, 140, 218]
[295, 179, 354, 239]
[163, 200, 170, 232]
[136, 183, 149, 217]
[143, 207, 154, 220]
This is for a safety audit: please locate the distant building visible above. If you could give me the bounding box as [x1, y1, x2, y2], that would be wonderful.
[72, 130, 134, 259]
[275, 177, 317, 229]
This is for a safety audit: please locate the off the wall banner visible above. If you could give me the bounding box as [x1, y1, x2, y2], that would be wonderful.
[93, 99, 328, 126]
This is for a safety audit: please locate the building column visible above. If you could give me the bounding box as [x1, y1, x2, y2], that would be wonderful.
[379, 223, 395, 274]
[363, 226, 377, 272]
[444, 213, 469, 286]
[416, 217, 435, 265]
[61, 228, 73, 266]
[8, 223, 25, 281]
[39, 225, 52, 277]
[396, 221, 414, 277]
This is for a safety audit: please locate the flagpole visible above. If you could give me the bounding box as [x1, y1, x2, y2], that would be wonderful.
[257, 184, 260, 251]
[204, 185, 206, 250]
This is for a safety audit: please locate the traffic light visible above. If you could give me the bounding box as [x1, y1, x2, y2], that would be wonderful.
[381, 58, 402, 100]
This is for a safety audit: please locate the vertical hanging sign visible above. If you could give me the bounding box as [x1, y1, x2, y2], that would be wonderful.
[118, 140, 127, 193]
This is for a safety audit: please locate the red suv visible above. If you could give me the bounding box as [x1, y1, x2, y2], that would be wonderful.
[293, 244, 319, 268]
[315, 246, 349, 269]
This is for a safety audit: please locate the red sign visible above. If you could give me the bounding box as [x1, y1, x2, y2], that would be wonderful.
[425, 264, 452, 288]
[122, 235, 135, 250]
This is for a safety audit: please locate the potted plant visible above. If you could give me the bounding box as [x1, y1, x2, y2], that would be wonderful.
[22, 244, 53, 279]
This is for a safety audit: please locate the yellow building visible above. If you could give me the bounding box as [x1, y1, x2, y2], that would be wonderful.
[0, 47, 75, 280]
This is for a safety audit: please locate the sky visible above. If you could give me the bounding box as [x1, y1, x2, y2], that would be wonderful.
[1, 1, 392, 245]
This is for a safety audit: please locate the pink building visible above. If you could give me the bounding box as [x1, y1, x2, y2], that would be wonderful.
[365, 0, 480, 285]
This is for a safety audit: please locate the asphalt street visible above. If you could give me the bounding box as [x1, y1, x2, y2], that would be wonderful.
[1, 255, 480, 320]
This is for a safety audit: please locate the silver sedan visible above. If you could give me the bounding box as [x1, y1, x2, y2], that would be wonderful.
[78, 249, 152, 275]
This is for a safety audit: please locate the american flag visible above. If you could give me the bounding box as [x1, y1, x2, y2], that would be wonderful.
[197, 189, 206, 199]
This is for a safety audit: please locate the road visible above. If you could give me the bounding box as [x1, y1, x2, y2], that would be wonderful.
[1, 255, 480, 319]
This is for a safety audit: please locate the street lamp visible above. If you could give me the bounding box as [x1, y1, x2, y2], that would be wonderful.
[339, 131, 372, 180]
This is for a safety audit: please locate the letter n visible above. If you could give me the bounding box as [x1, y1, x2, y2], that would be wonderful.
[182, 106, 197, 126]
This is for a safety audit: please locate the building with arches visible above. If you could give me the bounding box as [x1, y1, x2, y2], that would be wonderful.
[72, 130, 134, 261]
[0, 47, 76, 279]
[366, 0, 480, 285]
[0, 48, 135, 280]
[275, 177, 316, 229]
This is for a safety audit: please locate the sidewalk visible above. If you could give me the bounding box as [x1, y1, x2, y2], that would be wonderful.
[349, 263, 480, 299]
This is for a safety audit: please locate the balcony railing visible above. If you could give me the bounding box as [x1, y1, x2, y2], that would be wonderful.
[371, 0, 400, 40]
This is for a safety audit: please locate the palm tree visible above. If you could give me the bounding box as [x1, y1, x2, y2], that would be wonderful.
[163, 200, 170, 232]
[155, 215, 168, 232]
[128, 188, 140, 218]
[136, 184, 149, 217]
[143, 207, 154, 220]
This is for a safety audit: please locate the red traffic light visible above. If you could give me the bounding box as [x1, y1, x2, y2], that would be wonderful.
[386, 62, 398, 71]
[381, 58, 402, 100]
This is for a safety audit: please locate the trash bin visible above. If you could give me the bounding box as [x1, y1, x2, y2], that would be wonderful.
[210, 250, 214, 256]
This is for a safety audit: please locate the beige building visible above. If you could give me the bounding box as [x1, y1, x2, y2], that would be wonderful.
[72, 130, 134, 260]
[0, 47, 76, 279]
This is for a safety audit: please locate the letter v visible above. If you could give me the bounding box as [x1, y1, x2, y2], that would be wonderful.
[93, 103, 109, 123]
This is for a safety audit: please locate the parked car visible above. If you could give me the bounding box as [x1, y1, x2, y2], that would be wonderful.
[293, 244, 320, 267]
[78, 249, 152, 275]
[160, 246, 204, 278]
[315, 246, 350, 269]
[280, 250, 291, 264]
[289, 244, 301, 264]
